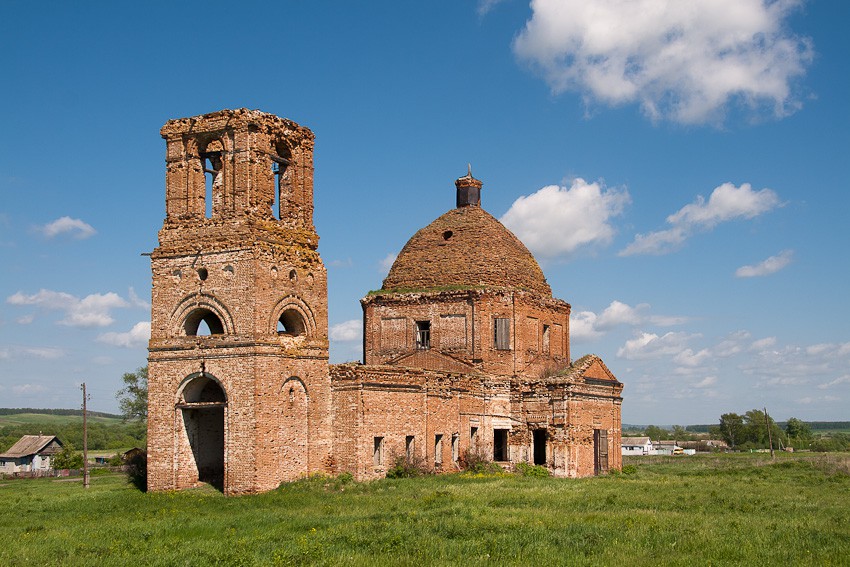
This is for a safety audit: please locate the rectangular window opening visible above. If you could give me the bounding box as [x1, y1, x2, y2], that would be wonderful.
[470, 426, 478, 451]
[434, 434, 443, 465]
[494, 318, 511, 350]
[373, 436, 384, 466]
[542, 324, 550, 355]
[405, 435, 415, 462]
[494, 429, 509, 461]
[451, 433, 459, 462]
[415, 321, 431, 350]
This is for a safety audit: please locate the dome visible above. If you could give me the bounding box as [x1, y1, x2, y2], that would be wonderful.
[382, 176, 551, 295]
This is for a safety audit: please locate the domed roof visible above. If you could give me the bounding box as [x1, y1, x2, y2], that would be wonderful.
[382, 176, 551, 295]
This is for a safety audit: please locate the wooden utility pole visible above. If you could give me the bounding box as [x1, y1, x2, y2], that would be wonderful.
[82, 383, 89, 488]
[764, 406, 775, 460]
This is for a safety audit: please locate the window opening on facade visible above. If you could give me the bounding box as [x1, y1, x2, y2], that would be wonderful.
[451, 433, 459, 462]
[470, 426, 478, 450]
[494, 318, 510, 350]
[533, 429, 547, 465]
[434, 434, 443, 465]
[184, 308, 224, 336]
[373, 437, 384, 466]
[405, 435, 415, 462]
[271, 161, 283, 220]
[278, 309, 306, 336]
[201, 151, 222, 219]
[415, 320, 431, 350]
[270, 146, 291, 220]
[493, 429, 509, 461]
[542, 324, 550, 354]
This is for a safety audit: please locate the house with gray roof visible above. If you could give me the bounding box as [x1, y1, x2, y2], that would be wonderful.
[0, 435, 63, 473]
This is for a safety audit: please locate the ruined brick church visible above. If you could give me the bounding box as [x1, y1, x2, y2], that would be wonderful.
[147, 109, 623, 495]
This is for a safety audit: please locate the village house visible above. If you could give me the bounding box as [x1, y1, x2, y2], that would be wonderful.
[621, 436, 653, 455]
[0, 435, 62, 474]
[145, 109, 624, 495]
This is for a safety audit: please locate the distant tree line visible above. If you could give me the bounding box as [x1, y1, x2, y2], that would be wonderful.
[635, 412, 850, 452]
[0, 408, 121, 419]
[0, 420, 146, 454]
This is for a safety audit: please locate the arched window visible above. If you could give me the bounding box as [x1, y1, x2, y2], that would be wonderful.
[180, 374, 227, 404]
[200, 139, 224, 219]
[184, 308, 225, 336]
[270, 140, 292, 220]
[277, 309, 306, 336]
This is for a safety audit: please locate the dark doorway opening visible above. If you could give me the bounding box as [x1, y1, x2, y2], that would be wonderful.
[178, 375, 226, 491]
[493, 428, 509, 461]
[533, 429, 547, 465]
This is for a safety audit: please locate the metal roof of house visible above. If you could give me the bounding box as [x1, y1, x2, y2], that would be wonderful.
[0, 435, 62, 458]
[621, 436, 651, 445]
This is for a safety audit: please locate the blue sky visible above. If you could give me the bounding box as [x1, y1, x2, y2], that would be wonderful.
[1, 0, 847, 425]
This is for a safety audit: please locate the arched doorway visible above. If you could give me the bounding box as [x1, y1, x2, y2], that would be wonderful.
[177, 374, 226, 490]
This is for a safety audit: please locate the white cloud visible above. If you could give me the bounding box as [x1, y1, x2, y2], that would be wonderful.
[40, 216, 96, 239]
[97, 321, 151, 348]
[7, 289, 129, 328]
[617, 331, 697, 360]
[330, 319, 362, 342]
[569, 310, 601, 342]
[693, 376, 718, 389]
[749, 336, 777, 352]
[713, 330, 751, 358]
[477, 0, 506, 16]
[501, 178, 630, 259]
[12, 383, 48, 394]
[513, 0, 813, 125]
[595, 300, 644, 329]
[16, 314, 34, 324]
[735, 249, 794, 278]
[128, 287, 151, 310]
[818, 375, 850, 390]
[674, 348, 712, 368]
[379, 253, 397, 275]
[620, 182, 781, 256]
[570, 300, 685, 342]
[0, 346, 65, 360]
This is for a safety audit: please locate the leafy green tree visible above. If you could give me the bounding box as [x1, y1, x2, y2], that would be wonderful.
[644, 425, 667, 440]
[672, 425, 692, 441]
[785, 417, 812, 441]
[53, 444, 84, 469]
[719, 413, 745, 449]
[741, 409, 785, 449]
[117, 366, 148, 422]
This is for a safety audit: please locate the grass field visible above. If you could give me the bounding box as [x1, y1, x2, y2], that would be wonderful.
[1, 453, 848, 566]
[0, 413, 123, 428]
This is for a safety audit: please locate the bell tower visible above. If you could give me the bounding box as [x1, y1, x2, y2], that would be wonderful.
[147, 109, 331, 495]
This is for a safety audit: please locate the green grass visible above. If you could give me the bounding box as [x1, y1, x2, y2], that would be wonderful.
[1, 453, 848, 566]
